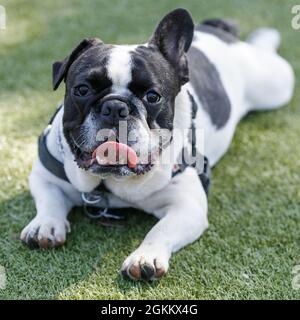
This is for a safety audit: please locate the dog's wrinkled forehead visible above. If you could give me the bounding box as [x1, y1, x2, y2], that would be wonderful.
[66, 44, 112, 89]
[67, 44, 176, 97]
[129, 46, 178, 96]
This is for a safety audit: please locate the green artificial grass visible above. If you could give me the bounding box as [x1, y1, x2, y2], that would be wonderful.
[0, 0, 299, 299]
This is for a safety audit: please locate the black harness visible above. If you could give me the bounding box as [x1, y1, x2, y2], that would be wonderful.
[38, 93, 211, 226]
[171, 91, 211, 194]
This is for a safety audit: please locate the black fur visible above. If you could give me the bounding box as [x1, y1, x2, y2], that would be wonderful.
[52, 38, 104, 90]
[187, 46, 231, 128]
[149, 8, 194, 86]
[195, 18, 239, 44]
[129, 45, 177, 130]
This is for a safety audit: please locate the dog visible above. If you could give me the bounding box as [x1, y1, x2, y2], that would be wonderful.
[21, 9, 294, 281]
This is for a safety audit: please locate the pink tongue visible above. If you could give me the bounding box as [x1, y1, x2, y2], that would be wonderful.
[92, 141, 138, 169]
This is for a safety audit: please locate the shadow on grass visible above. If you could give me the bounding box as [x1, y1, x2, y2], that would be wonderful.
[0, 191, 158, 299]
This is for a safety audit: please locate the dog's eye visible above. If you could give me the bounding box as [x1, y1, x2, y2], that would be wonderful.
[144, 90, 161, 104]
[74, 85, 90, 97]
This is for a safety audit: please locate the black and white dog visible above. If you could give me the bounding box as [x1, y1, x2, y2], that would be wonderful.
[21, 9, 294, 281]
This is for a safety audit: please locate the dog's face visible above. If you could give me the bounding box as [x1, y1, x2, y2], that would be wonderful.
[52, 9, 194, 177]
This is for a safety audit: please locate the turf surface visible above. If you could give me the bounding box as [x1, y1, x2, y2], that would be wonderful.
[0, 0, 299, 299]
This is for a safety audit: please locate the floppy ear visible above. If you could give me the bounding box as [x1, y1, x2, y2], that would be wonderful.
[149, 8, 194, 86]
[52, 37, 102, 90]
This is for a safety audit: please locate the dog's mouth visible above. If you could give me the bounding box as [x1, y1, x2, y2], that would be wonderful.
[72, 137, 153, 176]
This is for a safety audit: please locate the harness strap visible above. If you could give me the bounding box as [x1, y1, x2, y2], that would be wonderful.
[38, 105, 70, 183]
[199, 156, 211, 194]
[38, 129, 70, 183]
[171, 90, 211, 195]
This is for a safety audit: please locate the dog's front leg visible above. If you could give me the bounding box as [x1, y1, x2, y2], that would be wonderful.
[20, 160, 73, 249]
[121, 167, 208, 281]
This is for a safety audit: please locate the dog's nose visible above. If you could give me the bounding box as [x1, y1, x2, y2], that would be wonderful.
[100, 100, 129, 125]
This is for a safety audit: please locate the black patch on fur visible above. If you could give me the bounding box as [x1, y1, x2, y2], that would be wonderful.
[195, 18, 239, 44]
[149, 8, 194, 86]
[129, 45, 178, 131]
[52, 38, 104, 90]
[187, 46, 231, 128]
[59, 43, 114, 157]
[63, 44, 113, 130]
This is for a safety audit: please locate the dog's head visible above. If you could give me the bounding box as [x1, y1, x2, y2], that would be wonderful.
[53, 8, 194, 177]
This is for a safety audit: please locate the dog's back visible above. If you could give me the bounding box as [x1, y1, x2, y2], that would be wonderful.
[184, 19, 294, 165]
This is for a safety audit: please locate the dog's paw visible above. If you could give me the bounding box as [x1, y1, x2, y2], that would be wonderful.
[121, 247, 170, 281]
[20, 216, 70, 249]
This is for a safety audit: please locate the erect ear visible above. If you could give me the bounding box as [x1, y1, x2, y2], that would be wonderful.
[52, 37, 103, 90]
[149, 8, 194, 86]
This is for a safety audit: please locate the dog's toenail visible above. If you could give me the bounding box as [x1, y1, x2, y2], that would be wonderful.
[26, 238, 39, 249]
[140, 263, 155, 280]
[121, 269, 129, 278]
[154, 260, 162, 269]
[154, 259, 166, 278]
[39, 238, 50, 249]
[129, 263, 141, 279]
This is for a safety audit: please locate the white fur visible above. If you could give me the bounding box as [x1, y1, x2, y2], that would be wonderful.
[22, 28, 295, 279]
[107, 45, 136, 91]
[246, 28, 281, 52]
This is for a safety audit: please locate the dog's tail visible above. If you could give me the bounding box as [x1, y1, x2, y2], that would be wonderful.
[246, 28, 281, 52]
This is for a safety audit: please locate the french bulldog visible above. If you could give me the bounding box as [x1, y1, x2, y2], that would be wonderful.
[21, 9, 294, 281]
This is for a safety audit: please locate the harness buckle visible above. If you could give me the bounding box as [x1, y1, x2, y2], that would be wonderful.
[81, 191, 125, 227]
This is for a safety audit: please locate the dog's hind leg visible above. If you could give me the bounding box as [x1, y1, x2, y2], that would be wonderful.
[235, 28, 295, 112]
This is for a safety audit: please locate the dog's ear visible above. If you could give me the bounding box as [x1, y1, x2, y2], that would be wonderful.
[149, 8, 194, 86]
[52, 37, 103, 90]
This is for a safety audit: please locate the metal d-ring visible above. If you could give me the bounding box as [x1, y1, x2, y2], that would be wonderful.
[84, 206, 108, 219]
[81, 191, 104, 205]
[83, 205, 125, 220]
[82, 191, 125, 221]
